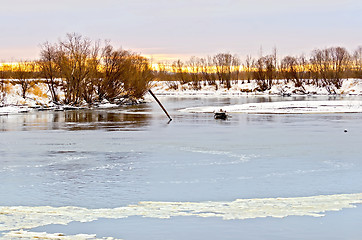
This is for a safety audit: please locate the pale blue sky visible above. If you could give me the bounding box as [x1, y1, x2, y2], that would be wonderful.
[1, 0, 361, 62]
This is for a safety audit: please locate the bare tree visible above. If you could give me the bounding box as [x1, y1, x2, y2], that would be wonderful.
[213, 53, 233, 89]
[329, 47, 350, 88]
[281, 56, 302, 87]
[187, 56, 201, 90]
[310, 47, 350, 89]
[100, 43, 153, 101]
[321, 48, 332, 84]
[298, 54, 309, 84]
[82, 40, 101, 104]
[55, 33, 93, 104]
[100, 43, 131, 101]
[243, 55, 253, 83]
[253, 56, 268, 91]
[264, 54, 276, 89]
[38, 41, 59, 102]
[172, 59, 189, 84]
[0, 79, 5, 104]
[251, 53, 276, 91]
[124, 55, 154, 99]
[199, 56, 216, 86]
[232, 54, 241, 84]
[12, 61, 35, 99]
[0, 64, 11, 104]
[309, 49, 324, 87]
[155, 62, 170, 82]
[352, 46, 362, 78]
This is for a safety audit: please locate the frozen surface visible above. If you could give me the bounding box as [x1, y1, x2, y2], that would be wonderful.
[1, 96, 362, 239]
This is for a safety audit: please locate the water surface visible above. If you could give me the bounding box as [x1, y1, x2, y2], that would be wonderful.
[1, 95, 362, 239]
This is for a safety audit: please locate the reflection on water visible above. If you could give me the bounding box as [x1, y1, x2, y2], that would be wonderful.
[246, 114, 275, 123]
[2, 95, 362, 132]
[62, 110, 151, 131]
[0, 106, 153, 132]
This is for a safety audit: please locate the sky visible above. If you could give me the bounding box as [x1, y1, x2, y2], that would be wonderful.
[1, 0, 362, 62]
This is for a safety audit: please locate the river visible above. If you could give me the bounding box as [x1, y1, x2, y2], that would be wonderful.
[1, 95, 362, 239]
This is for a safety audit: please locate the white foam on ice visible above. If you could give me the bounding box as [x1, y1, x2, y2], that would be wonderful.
[1, 193, 362, 234]
[181, 101, 362, 114]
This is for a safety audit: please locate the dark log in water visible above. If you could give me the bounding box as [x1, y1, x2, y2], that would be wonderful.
[148, 89, 172, 122]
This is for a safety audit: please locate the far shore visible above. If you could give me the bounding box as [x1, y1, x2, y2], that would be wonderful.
[1, 79, 362, 114]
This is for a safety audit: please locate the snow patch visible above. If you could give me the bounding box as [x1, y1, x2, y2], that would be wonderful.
[181, 101, 362, 114]
[2, 230, 121, 240]
[0, 105, 29, 114]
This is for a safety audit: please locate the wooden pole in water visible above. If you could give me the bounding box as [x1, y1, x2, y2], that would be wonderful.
[148, 89, 172, 122]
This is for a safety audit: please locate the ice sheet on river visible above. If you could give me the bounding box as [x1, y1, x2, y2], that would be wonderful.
[1, 193, 362, 238]
[181, 101, 362, 114]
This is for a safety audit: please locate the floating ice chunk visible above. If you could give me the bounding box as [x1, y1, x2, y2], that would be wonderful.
[1, 193, 362, 234]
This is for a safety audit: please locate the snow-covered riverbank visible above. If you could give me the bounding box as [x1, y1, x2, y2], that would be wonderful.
[153, 79, 362, 114]
[0, 82, 141, 114]
[2, 79, 362, 114]
[150, 79, 362, 97]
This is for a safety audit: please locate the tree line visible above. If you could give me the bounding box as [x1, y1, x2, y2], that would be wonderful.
[1, 35, 362, 105]
[0, 33, 153, 105]
[155, 46, 362, 94]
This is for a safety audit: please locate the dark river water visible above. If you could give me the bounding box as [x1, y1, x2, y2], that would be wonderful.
[1, 95, 362, 239]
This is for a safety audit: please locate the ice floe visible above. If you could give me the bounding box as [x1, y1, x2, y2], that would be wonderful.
[1, 193, 362, 235]
[181, 100, 362, 114]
